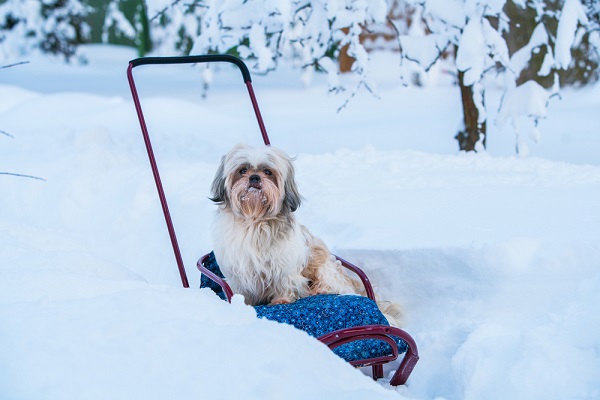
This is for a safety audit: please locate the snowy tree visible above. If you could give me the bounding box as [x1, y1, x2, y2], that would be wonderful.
[147, 0, 596, 154]
[0, 0, 91, 62]
[584, 0, 600, 27]
[499, 0, 593, 154]
[2, 1, 597, 155]
[102, 0, 152, 56]
[147, 0, 388, 95]
[393, 0, 595, 153]
[145, 0, 204, 56]
[582, 0, 600, 66]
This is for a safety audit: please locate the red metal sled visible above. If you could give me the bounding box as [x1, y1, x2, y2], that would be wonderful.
[127, 55, 418, 385]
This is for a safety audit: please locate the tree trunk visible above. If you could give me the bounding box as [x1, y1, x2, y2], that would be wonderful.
[338, 42, 355, 73]
[455, 70, 486, 152]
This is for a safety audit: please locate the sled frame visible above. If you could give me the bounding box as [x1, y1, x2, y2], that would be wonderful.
[198, 252, 419, 384]
[127, 55, 418, 385]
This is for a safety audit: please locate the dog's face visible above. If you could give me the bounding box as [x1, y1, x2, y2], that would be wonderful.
[210, 144, 301, 218]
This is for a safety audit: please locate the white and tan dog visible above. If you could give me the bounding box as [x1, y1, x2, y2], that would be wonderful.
[210, 144, 400, 325]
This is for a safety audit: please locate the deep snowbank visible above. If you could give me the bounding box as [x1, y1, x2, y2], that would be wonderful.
[1, 46, 600, 399]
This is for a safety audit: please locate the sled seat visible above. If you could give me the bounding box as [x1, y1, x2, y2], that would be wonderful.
[198, 251, 419, 385]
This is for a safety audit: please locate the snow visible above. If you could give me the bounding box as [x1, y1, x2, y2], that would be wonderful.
[423, 0, 466, 29]
[103, 2, 136, 42]
[399, 34, 450, 72]
[456, 18, 486, 86]
[0, 0, 91, 63]
[555, 0, 589, 70]
[509, 23, 550, 78]
[496, 80, 550, 154]
[0, 0, 42, 60]
[2, 44, 600, 399]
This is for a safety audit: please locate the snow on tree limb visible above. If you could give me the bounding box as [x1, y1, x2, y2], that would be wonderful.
[399, 34, 450, 72]
[406, 0, 597, 153]
[149, 0, 388, 93]
[496, 80, 551, 155]
[509, 23, 551, 77]
[103, 2, 137, 43]
[555, 0, 589, 69]
[0, 0, 91, 62]
[456, 16, 487, 86]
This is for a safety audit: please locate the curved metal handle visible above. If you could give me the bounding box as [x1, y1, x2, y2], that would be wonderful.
[197, 253, 234, 302]
[318, 325, 419, 385]
[335, 255, 376, 301]
[128, 54, 252, 83]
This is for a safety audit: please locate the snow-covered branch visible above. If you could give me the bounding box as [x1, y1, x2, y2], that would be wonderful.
[147, 0, 387, 93]
[0, 0, 91, 62]
[399, 0, 597, 154]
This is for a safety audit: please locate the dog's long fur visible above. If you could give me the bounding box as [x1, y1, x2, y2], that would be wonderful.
[210, 144, 401, 326]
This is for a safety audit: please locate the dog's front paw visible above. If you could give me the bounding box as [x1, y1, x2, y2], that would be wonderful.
[309, 287, 330, 296]
[309, 281, 332, 296]
[269, 297, 292, 305]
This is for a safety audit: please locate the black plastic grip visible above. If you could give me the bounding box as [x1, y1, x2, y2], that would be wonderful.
[128, 54, 252, 83]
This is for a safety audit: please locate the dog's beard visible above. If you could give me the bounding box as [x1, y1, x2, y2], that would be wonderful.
[229, 177, 282, 219]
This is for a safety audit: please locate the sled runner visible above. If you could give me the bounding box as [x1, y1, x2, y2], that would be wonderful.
[127, 55, 419, 385]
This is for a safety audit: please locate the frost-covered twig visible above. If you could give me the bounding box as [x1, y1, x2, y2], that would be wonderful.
[336, 79, 379, 113]
[336, 82, 362, 113]
[149, 0, 206, 23]
[149, 0, 182, 22]
[0, 172, 46, 181]
[386, 15, 405, 74]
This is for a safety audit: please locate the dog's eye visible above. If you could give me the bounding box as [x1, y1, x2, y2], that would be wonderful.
[263, 169, 272, 176]
[239, 168, 247, 175]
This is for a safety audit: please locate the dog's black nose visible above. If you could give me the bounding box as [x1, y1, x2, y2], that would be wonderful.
[249, 174, 261, 185]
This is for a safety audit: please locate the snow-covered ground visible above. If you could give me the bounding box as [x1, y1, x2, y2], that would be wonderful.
[1, 45, 599, 399]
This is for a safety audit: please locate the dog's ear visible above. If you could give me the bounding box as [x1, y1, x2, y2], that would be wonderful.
[283, 159, 302, 212]
[209, 156, 227, 204]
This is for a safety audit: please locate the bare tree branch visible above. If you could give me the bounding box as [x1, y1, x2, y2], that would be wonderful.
[149, 0, 206, 23]
[0, 172, 46, 181]
[1, 61, 30, 69]
[0, 130, 14, 138]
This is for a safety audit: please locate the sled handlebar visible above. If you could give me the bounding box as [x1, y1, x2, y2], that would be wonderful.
[127, 55, 270, 289]
[128, 54, 253, 83]
[127, 55, 269, 146]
